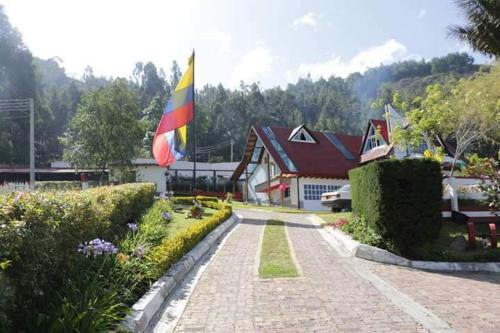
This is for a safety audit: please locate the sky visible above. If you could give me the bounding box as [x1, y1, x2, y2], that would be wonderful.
[1, 0, 490, 89]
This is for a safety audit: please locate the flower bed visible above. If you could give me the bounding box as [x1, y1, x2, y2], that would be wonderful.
[0, 190, 232, 332]
[0, 183, 156, 332]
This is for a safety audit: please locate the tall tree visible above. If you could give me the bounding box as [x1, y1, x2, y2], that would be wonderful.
[61, 79, 144, 183]
[449, 0, 500, 57]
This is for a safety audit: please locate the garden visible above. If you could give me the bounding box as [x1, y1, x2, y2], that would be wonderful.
[0, 183, 232, 332]
[328, 158, 500, 262]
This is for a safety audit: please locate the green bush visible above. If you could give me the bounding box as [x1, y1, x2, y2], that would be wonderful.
[349, 159, 442, 256]
[35, 180, 82, 191]
[0, 183, 155, 331]
[340, 215, 387, 250]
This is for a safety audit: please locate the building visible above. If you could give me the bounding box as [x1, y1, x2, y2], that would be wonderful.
[359, 105, 456, 165]
[133, 159, 239, 194]
[231, 125, 362, 211]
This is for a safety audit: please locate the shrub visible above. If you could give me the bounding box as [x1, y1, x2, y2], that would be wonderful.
[0, 183, 155, 331]
[340, 215, 388, 250]
[35, 180, 82, 191]
[349, 159, 442, 256]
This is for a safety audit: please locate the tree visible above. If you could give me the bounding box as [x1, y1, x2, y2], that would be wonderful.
[61, 79, 144, 183]
[449, 0, 500, 58]
[393, 67, 500, 175]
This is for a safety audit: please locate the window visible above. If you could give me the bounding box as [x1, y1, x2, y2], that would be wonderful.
[290, 128, 316, 143]
[284, 187, 290, 198]
[303, 184, 340, 200]
[365, 126, 383, 151]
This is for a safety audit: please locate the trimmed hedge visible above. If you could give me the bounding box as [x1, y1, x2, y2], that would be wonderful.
[173, 196, 220, 205]
[349, 159, 442, 256]
[148, 201, 232, 276]
[0, 183, 155, 331]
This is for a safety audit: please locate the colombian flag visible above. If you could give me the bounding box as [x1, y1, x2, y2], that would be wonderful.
[152, 52, 194, 167]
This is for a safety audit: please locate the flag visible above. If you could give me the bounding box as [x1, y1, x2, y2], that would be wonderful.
[152, 52, 194, 167]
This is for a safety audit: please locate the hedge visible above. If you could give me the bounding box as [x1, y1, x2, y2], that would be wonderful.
[0, 183, 156, 331]
[172, 196, 220, 205]
[349, 158, 442, 256]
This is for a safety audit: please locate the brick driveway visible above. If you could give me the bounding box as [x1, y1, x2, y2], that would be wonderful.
[158, 209, 500, 332]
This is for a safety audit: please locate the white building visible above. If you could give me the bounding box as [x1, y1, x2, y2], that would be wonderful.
[231, 125, 362, 211]
[132, 159, 239, 193]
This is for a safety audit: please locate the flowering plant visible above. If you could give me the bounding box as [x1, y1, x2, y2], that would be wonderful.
[162, 212, 171, 222]
[78, 239, 118, 257]
[127, 223, 138, 232]
[332, 217, 349, 229]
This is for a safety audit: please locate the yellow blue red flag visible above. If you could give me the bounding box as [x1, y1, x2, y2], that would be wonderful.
[152, 52, 194, 166]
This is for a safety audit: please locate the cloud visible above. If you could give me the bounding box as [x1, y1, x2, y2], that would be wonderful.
[230, 45, 273, 87]
[199, 30, 232, 52]
[294, 39, 409, 80]
[292, 12, 318, 29]
[417, 8, 427, 19]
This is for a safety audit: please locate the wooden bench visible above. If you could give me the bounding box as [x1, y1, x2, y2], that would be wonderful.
[451, 211, 499, 249]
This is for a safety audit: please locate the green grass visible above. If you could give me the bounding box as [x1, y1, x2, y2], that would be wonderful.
[259, 220, 299, 278]
[315, 212, 352, 225]
[231, 200, 335, 214]
[166, 206, 217, 238]
[415, 219, 500, 262]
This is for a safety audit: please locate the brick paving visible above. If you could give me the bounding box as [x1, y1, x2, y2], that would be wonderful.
[172, 210, 427, 332]
[366, 261, 500, 333]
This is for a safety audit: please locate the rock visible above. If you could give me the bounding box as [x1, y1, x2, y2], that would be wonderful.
[449, 235, 467, 252]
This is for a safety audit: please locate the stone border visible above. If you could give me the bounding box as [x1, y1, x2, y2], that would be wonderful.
[308, 215, 500, 273]
[122, 213, 240, 333]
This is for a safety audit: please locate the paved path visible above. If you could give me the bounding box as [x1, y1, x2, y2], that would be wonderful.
[155, 209, 500, 332]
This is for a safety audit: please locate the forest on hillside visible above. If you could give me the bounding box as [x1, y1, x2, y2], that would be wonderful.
[0, 5, 485, 167]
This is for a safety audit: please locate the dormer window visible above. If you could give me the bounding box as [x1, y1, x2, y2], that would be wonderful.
[288, 125, 316, 143]
[365, 125, 383, 151]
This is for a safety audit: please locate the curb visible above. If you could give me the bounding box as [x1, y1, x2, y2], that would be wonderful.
[308, 215, 500, 273]
[122, 213, 240, 333]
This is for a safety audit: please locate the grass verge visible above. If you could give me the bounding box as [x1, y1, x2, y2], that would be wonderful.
[259, 220, 299, 278]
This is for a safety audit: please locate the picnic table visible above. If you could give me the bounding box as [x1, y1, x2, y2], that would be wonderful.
[451, 211, 499, 249]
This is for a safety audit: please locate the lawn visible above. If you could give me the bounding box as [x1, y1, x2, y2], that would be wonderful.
[315, 212, 353, 225]
[415, 219, 500, 262]
[231, 200, 338, 215]
[259, 220, 299, 278]
[166, 206, 218, 239]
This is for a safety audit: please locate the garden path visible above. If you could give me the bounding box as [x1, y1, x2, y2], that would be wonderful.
[152, 209, 500, 333]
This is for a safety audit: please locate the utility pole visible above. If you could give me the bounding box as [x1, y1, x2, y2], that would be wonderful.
[230, 139, 234, 162]
[29, 98, 35, 190]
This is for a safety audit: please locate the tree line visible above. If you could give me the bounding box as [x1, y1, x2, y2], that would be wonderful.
[0, 3, 494, 175]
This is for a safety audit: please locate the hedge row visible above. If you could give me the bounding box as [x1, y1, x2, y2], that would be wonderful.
[0, 183, 156, 331]
[349, 159, 442, 256]
[172, 196, 220, 205]
[148, 201, 232, 276]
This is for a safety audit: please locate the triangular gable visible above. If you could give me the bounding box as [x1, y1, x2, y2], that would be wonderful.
[288, 124, 316, 143]
[360, 120, 389, 154]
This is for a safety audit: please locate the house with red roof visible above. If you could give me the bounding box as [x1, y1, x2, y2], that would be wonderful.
[231, 124, 362, 211]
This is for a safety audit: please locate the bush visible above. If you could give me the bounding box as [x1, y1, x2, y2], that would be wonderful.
[0, 183, 155, 331]
[35, 180, 82, 191]
[172, 196, 219, 205]
[340, 215, 388, 250]
[349, 159, 442, 256]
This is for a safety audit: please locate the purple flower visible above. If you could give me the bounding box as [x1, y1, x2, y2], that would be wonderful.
[132, 245, 145, 259]
[162, 212, 171, 222]
[127, 223, 138, 232]
[78, 239, 118, 257]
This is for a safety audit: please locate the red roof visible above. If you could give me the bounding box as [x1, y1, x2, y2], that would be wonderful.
[370, 119, 389, 143]
[254, 126, 362, 179]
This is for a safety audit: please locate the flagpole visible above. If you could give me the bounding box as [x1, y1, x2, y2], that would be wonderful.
[192, 50, 197, 191]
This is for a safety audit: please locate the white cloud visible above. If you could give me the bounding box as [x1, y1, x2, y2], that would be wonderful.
[417, 8, 427, 19]
[294, 39, 409, 80]
[199, 30, 232, 53]
[292, 12, 318, 29]
[230, 45, 273, 87]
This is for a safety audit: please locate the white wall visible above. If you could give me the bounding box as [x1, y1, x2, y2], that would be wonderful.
[289, 177, 349, 211]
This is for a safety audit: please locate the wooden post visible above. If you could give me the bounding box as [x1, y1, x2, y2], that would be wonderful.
[266, 155, 271, 205]
[245, 166, 249, 203]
